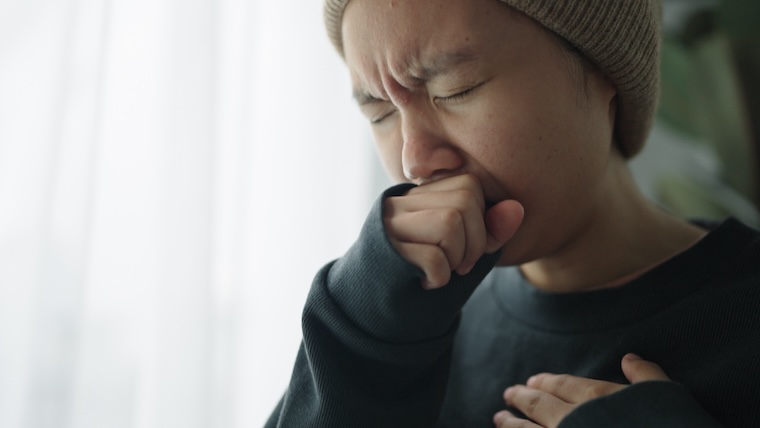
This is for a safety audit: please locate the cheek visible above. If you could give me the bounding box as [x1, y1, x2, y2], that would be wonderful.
[464, 106, 552, 173]
[468, 101, 600, 203]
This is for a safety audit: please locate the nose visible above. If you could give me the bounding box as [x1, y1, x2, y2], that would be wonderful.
[400, 108, 464, 184]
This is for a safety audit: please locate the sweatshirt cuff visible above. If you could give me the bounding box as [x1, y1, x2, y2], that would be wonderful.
[326, 183, 501, 343]
[559, 381, 724, 428]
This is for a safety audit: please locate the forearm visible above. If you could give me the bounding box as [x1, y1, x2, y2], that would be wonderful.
[272, 265, 458, 427]
[268, 183, 501, 427]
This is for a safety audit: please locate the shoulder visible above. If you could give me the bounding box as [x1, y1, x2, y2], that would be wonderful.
[693, 217, 759, 249]
[678, 217, 760, 280]
[668, 218, 760, 318]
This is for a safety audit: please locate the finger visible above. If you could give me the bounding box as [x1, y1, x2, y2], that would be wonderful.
[493, 410, 544, 428]
[386, 191, 487, 274]
[621, 353, 670, 383]
[485, 199, 524, 252]
[526, 373, 624, 404]
[503, 385, 572, 428]
[387, 209, 467, 271]
[407, 173, 486, 211]
[389, 186, 484, 216]
[393, 241, 451, 289]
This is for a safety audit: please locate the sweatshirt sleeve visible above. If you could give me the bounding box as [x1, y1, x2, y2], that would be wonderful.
[266, 183, 501, 428]
[558, 381, 725, 428]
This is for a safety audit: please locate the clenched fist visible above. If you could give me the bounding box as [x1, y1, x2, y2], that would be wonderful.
[383, 174, 524, 289]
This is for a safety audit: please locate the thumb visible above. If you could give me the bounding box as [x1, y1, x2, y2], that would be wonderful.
[485, 200, 524, 253]
[622, 353, 670, 383]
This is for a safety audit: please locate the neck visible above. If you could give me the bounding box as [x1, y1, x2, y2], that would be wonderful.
[519, 154, 707, 293]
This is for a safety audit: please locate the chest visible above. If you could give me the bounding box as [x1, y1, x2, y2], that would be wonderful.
[438, 306, 760, 427]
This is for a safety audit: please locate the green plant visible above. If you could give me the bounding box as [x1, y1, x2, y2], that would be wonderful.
[654, 1, 760, 225]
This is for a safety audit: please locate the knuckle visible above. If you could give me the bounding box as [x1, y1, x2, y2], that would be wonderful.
[554, 374, 570, 391]
[458, 173, 480, 189]
[526, 390, 543, 413]
[418, 247, 450, 284]
[418, 246, 442, 268]
[585, 383, 611, 400]
[437, 208, 464, 234]
[451, 188, 478, 207]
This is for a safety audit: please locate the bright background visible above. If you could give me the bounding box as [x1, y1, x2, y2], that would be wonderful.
[0, 1, 757, 428]
[0, 0, 383, 427]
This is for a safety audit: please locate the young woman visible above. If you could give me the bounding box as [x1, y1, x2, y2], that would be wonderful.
[268, 1, 760, 426]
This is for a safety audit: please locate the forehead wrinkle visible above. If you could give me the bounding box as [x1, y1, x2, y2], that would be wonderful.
[349, 51, 391, 105]
[349, 43, 481, 106]
[377, 45, 481, 93]
[415, 47, 479, 81]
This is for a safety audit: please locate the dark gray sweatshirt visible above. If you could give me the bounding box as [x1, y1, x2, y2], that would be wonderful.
[267, 184, 760, 427]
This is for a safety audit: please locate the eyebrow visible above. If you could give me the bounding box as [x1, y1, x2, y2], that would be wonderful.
[417, 48, 478, 81]
[352, 47, 479, 106]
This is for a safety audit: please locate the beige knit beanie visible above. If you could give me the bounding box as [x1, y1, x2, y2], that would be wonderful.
[324, 0, 661, 158]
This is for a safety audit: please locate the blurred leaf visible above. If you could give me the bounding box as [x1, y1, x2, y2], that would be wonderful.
[657, 174, 759, 226]
[658, 32, 755, 204]
[718, 0, 760, 42]
[692, 34, 755, 199]
[651, 1, 760, 222]
[719, 0, 760, 206]
[658, 41, 703, 141]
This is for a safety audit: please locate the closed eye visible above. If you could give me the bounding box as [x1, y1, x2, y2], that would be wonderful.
[436, 82, 484, 104]
[370, 109, 397, 125]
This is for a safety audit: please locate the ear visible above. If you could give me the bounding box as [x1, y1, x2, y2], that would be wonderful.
[585, 67, 617, 139]
[610, 91, 617, 124]
[608, 94, 618, 136]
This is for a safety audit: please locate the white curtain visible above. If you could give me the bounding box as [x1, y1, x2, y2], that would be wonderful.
[0, 0, 379, 427]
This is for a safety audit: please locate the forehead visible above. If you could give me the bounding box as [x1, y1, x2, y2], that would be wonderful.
[342, 0, 486, 36]
[341, 0, 516, 87]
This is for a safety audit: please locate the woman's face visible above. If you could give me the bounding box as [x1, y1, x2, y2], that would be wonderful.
[342, 0, 619, 263]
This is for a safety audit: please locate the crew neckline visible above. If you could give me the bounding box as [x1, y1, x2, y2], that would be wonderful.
[488, 218, 755, 334]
